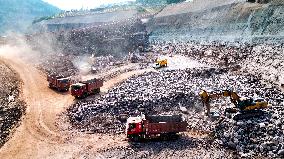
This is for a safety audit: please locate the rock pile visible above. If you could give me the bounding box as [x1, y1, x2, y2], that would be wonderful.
[36, 54, 78, 77]
[96, 137, 236, 159]
[0, 62, 25, 147]
[149, 41, 284, 84]
[68, 66, 284, 158]
[214, 94, 284, 158]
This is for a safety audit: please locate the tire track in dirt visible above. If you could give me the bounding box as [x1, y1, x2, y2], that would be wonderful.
[0, 52, 153, 158]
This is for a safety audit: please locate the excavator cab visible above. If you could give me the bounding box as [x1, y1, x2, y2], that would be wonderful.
[237, 97, 268, 111]
[152, 59, 167, 69]
[237, 97, 255, 110]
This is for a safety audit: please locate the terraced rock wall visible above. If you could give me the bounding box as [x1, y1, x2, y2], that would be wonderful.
[148, 1, 284, 43]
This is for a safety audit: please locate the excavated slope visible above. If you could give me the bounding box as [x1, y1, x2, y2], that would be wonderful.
[149, 0, 284, 43]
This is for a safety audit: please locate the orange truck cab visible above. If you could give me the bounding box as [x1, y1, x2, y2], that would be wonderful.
[47, 75, 71, 91]
[71, 78, 103, 98]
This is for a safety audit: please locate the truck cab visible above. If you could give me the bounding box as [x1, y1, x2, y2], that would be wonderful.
[126, 117, 143, 140]
[71, 83, 86, 98]
[71, 78, 103, 99]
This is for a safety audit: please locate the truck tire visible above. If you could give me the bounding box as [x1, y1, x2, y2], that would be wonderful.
[82, 93, 86, 98]
[169, 133, 178, 140]
[134, 135, 141, 142]
[160, 134, 168, 141]
[130, 135, 140, 142]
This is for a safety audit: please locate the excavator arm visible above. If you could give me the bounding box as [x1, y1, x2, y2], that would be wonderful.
[199, 89, 269, 120]
[199, 90, 241, 116]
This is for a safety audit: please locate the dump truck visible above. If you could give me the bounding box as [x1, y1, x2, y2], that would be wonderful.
[71, 78, 103, 98]
[152, 59, 167, 69]
[47, 75, 71, 91]
[126, 114, 187, 141]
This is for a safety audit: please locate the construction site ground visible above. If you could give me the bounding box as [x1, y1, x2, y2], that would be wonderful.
[1, 42, 284, 159]
[0, 49, 215, 158]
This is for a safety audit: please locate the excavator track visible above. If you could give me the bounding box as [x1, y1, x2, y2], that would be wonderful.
[233, 110, 265, 120]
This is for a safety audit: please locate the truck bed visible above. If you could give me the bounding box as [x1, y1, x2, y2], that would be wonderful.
[144, 114, 187, 134]
[145, 121, 187, 134]
[146, 115, 183, 123]
[83, 79, 103, 92]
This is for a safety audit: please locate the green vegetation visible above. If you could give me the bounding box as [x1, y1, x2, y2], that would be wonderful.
[0, 0, 61, 35]
[32, 16, 53, 24]
[136, 0, 186, 5]
[166, 0, 186, 4]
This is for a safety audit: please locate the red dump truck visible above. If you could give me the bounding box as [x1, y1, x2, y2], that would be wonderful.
[47, 75, 71, 91]
[126, 114, 188, 141]
[71, 78, 103, 98]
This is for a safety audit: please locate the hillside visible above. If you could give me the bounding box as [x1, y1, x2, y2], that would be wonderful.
[0, 0, 61, 35]
[148, 0, 284, 43]
[34, 9, 139, 32]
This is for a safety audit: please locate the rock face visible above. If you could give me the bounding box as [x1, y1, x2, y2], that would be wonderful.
[0, 61, 25, 147]
[148, 0, 284, 43]
[34, 10, 139, 32]
[30, 16, 149, 58]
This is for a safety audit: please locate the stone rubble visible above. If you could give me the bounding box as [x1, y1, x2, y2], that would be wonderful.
[0, 62, 25, 147]
[68, 65, 284, 158]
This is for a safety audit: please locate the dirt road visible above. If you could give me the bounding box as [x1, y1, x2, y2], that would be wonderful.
[0, 45, 209, 158]
[0, 53, 151, 158]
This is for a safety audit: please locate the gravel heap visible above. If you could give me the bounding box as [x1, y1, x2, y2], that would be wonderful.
[68, 66, 284, 157]
[0, 62, 25, 147]
[96, 137, 235, 159]
[243, 44, 284, 82]
[36, 54, 78, 77]
[213, 82, 284, 157]
[149, 41, 284, 84]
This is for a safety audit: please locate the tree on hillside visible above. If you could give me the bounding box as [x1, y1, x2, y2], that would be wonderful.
[136, 0, 185, 5]
[166, 0, 186, 4]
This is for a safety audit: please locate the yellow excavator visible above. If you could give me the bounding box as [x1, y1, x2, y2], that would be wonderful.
[152, 59, 167, 69]
[199, 90, 269, 120]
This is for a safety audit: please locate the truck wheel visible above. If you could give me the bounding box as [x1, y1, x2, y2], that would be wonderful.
[132, 135, 140, 142]
[94, 88, 100, 94]
[170, 133, 178, 140]
[161, 134, 168, 141]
